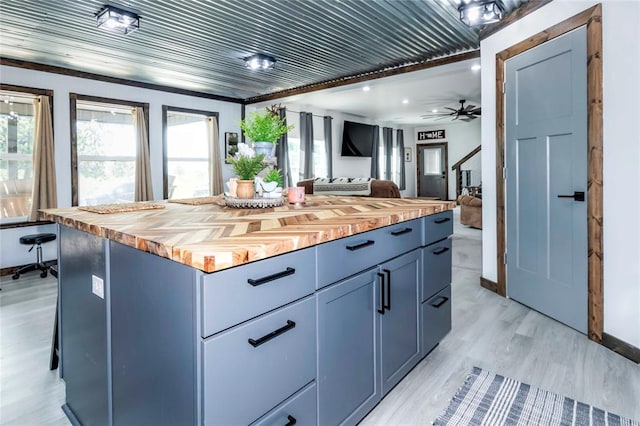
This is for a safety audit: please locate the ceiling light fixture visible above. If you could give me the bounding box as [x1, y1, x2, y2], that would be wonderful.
[402, 99, 409, 104]
[96, 5, 140, 34]
[244, 54, 276, 70]
[363, 86, 371, 92]
[471, 64, 481, 71]
[458, 0, 504, 26]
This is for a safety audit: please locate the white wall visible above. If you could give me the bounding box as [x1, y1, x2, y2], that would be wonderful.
[480, 0, 640, 347]
[0, 65, 242, 268]
[413, 121, 481, 200]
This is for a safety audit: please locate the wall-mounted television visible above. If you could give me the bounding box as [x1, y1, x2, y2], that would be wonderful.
[341, 120, 374, 157]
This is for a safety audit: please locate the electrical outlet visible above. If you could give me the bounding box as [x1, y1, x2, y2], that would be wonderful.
[92, 275, 104, 299]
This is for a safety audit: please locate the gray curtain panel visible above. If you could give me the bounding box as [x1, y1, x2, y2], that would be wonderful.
[29, 95, 57, 221]
[397, 129, 406, 190]
[383, 127, 393, 180]
[275, 107, 292, 187]
[370, 125, 380, 179]
[323, 116, 333, 178]
[300, 112, 314, 180]
[207, 116, 224, 195]
[133, 107, 153, 201]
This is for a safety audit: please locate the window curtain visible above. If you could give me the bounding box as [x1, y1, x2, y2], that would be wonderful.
[382, 127, 393, 180]
[207, 116, 224, 195]
[370, 125, 381, 179]
[275, 107, 292, 187]
[300, 112, 314, 180]
[396, 129, 406, 190]
[323, 116, 333, 178]
[28, 95, 57, 221]
[133, 107, 153, 201]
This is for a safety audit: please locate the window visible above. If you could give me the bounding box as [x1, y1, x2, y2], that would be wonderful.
[286, 112, 328, 182]
[70, 95, 148, 206]
[163, 107, 216, 198]
[0, 89, 36, 223]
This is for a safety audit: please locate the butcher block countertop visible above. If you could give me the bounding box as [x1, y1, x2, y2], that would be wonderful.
[42, 196, 455, 273]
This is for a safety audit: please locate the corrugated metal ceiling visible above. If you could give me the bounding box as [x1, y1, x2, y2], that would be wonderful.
[0, 0, 528, 101]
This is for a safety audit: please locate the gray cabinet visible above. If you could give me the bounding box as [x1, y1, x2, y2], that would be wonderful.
[203, 296, 316, 425]
[252, 382, 317, 426]
[317, 270, 380, 426]
[421, 238, 452, 302]
[421, 285, 452, 356]
[379, 250, 421, 395]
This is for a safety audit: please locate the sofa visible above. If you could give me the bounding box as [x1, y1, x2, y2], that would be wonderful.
[297, 178, 401, 198]
[458, 194, 482, 229]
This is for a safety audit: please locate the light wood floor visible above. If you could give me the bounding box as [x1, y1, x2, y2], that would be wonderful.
[1, 210, 639, 425]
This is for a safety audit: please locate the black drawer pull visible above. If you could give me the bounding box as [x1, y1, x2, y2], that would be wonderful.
[383, 269, 391, 310]
[433, 247, 450, 255]
[431, 296, 449, 308]
[285, 415, 297, 426]
[247, 267, 295, 286]
[248, 320, 296, 347]
[346, 240, 375, 251]
[377, 272, 386, 314]
[391, 227, 412, 236]
[434, 217, 451, 224]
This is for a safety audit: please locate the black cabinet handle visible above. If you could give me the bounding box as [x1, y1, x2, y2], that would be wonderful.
[248, 320, 296, 347]
[285, 415, 297, 426]
[557, 191, 585, 202]
[247, 267, 295, 287]
[433, 247, 450, 255]
[391, 227, 412, 236]
[346, 240, 375, 251]
[434, 217, 451, 224]
[430, 296, 449, 308]
[377, 272, 385, 314]
[383, 269, 391, 310]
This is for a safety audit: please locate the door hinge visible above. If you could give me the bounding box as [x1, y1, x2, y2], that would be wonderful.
[502, 81, 506, 94]
[503, 252, 507, 265]
[503, 167, 507, 180]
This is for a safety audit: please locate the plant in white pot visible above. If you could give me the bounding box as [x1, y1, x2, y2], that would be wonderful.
[240, 104, 293, 158]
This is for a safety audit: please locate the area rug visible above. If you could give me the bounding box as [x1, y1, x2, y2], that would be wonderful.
[434, 367, 639, 425]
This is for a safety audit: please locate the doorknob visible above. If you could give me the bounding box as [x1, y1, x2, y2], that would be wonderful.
[557, 191, 585, 202]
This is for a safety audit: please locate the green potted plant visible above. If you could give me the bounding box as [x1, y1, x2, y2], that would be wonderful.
[240, 105, 293, 157]
[226, 143, 266, 198]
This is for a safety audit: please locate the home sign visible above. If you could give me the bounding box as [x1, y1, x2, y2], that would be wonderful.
[417, 130, 446, 140]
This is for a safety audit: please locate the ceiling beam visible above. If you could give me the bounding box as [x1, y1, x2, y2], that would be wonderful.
[243, 50, 481, 105]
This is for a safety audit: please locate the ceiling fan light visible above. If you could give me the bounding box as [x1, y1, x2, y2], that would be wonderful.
[245, 54, 276, 70]
[459, 0, 503, 26]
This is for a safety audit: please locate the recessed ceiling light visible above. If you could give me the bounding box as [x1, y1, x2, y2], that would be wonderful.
[402, 99, 409, 104]
[432, 109, 438, 113]
[471, 64, 481, 71]
[363, 86, 371, 92]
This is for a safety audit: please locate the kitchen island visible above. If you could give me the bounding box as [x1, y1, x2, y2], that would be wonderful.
[43, 195, 456, 426]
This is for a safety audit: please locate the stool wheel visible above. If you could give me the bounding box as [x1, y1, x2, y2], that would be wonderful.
[12, 273, 19, 280]
[40, 271, 48, 278]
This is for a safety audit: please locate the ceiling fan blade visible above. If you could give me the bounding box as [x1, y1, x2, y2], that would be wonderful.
[463, 104, 477, 111]
[460, 116, 473, 122]
[444, 107, 458, 113]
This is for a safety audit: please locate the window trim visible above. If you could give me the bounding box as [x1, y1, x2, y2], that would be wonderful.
[161, 106, 218, 199]
[0, 84, 54, 228]
[70, 93, 149, 206]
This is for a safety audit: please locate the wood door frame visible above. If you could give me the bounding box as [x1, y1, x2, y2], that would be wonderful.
[495, 5, 603, 341]
[417, 142, 449, 200]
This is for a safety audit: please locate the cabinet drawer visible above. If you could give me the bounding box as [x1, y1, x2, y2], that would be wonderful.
[378, 219, 423, 261]
[317, 227, 387, 289]
[423, 210, 453, 246]
[421, 285, 452, 357]
[203, 296, 316, 426]
[252, 382, 317, 426]
[201, 247, 315, 337]
[421, 238, 452, 302]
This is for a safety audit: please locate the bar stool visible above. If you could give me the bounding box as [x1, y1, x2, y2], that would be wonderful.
[12, 233, 57, 279]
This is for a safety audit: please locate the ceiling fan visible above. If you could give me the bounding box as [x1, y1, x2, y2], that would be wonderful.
[420, 100, 481, 122]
